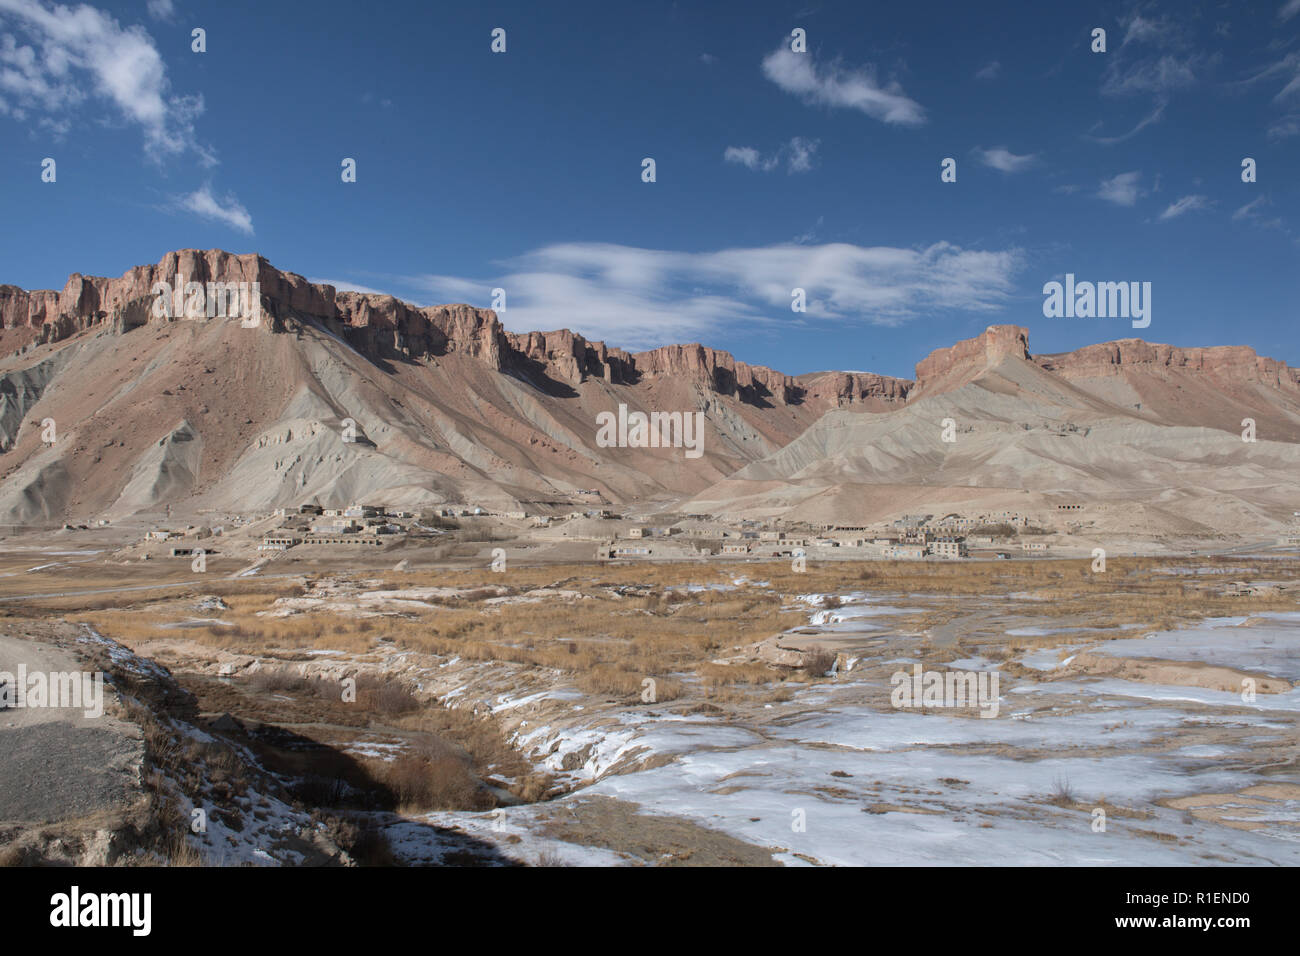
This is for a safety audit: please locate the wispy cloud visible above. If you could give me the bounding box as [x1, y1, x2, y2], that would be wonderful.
[1095, 11, 1213, 147]
[146, 0, 176, 22]
[724, 146, 771, 171]
[1280, 0, 1300, 22]
[723, 137, 820, 174]
[761, 43, 926, 126]
[793, 215, 824, 244]
[1086, 99, 1166, 144]
[1097, 171, 1142, 206]
[1102, 53, 1203, 96]
[1232, 48, 1300, 139]
[1158, 194, 1210, 220]
[175, 184, 254, 234]
[1120, 14, 1183, 49]
[975, 60, 1000, 80]
[404, 240, 1022, 347]
[1268, 114, 1300, 138]
[786, 136, 818, 172]
[1233, 195, 1284, 229]
[973, 146, 1037, 173]
[0, 0, 211, 163]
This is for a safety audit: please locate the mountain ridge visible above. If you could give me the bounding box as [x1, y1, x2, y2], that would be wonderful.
[2, 249, 1298, 530]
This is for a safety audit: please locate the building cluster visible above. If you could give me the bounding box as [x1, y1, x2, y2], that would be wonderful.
[138, 499, 1069, 562]
[599, 523, 988, 561]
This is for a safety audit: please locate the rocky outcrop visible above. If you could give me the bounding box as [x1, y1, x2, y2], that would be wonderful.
[11, 254, 1296, 416]
[504, 330, 635, 385]
[1036, 340, 1300, 392]
[0, 250, 517, 366]
[914, 325, 1031, 387]
[796, 371, 912, 408]
[4, 250, 834, 407]
[909, 324, 1300, 401]
[632, 344, 797, 403]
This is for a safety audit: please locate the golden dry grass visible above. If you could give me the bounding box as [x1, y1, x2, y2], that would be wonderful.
[16, 555, 1300, 702]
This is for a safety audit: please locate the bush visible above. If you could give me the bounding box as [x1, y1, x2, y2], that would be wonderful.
[382, 742, 486, 812]
[248, 667, 308, 694]
[354, 675, 420, 716]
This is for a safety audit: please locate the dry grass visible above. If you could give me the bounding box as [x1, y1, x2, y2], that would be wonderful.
[381, 740, 486, 812]
[17, 556, 1299, 710]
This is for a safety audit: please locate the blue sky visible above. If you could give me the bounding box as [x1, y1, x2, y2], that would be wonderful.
[1, 0, 1297, 379]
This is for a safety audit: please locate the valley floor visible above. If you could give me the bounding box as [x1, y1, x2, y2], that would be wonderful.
[1, 545, 1297, 866]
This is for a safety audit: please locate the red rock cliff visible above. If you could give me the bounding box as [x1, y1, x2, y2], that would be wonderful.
[913, 325, 1031, 389]
[1035, 339, 1300, 391]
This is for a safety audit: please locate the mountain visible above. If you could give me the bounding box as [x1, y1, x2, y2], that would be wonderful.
[1, 250, 1297, 539]
[0, 250, 905, 524]
[685, 326, 1300, 539]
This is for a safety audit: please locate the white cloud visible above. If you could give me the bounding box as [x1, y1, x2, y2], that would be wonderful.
[1121, 14, 1183, 48]
[1086, 99, 1166, 144]
[1097, 171, 1142, 206]
[1233, 197, 1265, 220]
[761, 44, 926, 126]
[1233, 195, 1283, 229]
[1281, 0, 1300, 22]
[1268, 114, 1300, 138]
[973, 146, 1037, 173]
[1158, 194, 1210, 220]
[1102, 54, 1201, 96]
[1235, 51, 1300, 142]
[975, 60, 1000, 80]
[786, 136, 818, 172]
[793, 215, 824, 244]
[408, 240, 1022, 348]
[146, 0, 175, 21]
[1100, 12, 1212, 122]
[723, 137, 819, 174]
[0, 0, 210, 162]
[176, 184, 254, 234]
[724, 146, 773, 171]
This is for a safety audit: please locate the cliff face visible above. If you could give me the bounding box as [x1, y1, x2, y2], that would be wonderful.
[1, 249, 905, 410]
[909, 325, 1300, 397]
[630, 344, 796, 403]
[7, 252, 1296, 411]
[504, 329, 635, 385]
[796, 371, 913, 408]
[0, 249, 501, 361]
[1035, 339, 1300, 391]
[909, 325, 1031, 397]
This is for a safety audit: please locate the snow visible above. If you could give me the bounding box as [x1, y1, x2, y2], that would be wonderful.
[1091, 616, 1300, 680]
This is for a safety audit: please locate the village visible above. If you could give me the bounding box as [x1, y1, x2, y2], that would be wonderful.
[117, 497, 1136, 567]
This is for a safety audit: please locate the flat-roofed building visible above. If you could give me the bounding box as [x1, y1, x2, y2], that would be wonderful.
[303, 534, 384, 546]
[312, 519, 360, 534]
[930, 536, 968, 559]
[884, 543, 927, 560]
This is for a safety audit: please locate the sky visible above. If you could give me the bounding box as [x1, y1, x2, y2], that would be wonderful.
[0, 0, 1297, 380]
